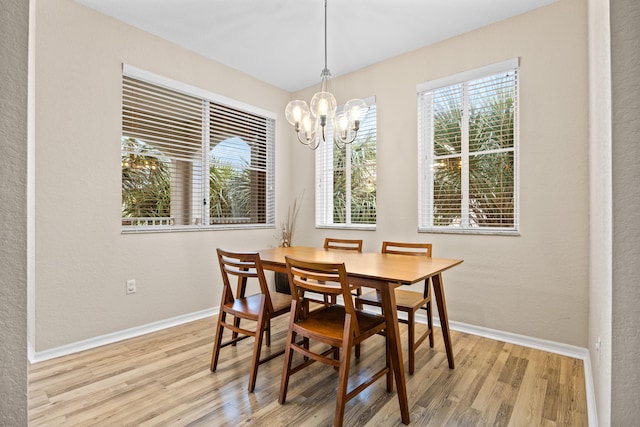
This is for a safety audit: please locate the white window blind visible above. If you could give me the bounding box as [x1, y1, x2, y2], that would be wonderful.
[418, 59, 519, 234]
[316, 97, 377, 228]
[121, 66, 275, 231]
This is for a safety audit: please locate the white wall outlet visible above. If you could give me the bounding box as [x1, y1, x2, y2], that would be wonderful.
[126, 279, 136, 294]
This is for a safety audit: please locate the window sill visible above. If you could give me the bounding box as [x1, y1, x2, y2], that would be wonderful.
[316, 224, 376, 231]
[122, 224, 274, 234]
[418, 227, 520, 236]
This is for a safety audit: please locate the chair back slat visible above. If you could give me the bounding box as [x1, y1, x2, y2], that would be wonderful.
[381, 241, 432, 257]
[324, 238, 363, 252]
[285, 256, 360, 333]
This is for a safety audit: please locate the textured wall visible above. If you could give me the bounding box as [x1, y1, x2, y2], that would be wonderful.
[611, 0, 640, 424]
[0, 0, 29, 424]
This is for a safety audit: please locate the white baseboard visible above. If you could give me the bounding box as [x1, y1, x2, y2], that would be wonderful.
[27, 306, 598, 426]
[28, 307, 218, 364]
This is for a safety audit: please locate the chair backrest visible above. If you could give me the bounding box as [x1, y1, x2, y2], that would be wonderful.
[285, 256, 361, 334]
[216, 248, 274, 313]
[381, 241, 432, 258]
[323, 238, 363, 252]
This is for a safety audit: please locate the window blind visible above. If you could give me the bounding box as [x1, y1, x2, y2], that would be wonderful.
[316, 97, 377, 228]
[418, 59, 518, 233]
[121, 67, 274, 231]
[209, 103, 273, 225]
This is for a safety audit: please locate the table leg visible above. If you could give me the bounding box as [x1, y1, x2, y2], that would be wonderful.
[378, 283, 410, 424]
[432, 273, 454, 369]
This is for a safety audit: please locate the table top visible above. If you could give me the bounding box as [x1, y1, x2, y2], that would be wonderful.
[258, 246, 463, 285]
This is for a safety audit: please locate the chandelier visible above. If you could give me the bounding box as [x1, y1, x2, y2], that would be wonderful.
[285, 0, 369, 150]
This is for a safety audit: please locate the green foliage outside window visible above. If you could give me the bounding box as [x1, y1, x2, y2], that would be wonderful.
[121, 137, 171, 220]
[432, 75, 515, 228]
[122, 137, 254, 224]
[332, 135, 376, 224]
[208, 161, 251, 220]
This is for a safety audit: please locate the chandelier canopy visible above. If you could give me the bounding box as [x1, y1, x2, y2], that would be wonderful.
[285, 0, 369, 150]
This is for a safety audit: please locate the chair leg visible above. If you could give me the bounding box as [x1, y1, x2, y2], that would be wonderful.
[354, 300, 363, 358]
[265, 318, 271, 347]
[426, 301, 434, 348]
[210, 311, 227, 372]
[232, 316, 241, 346]
[408, 310, 416, 375]
[334, 315, 354, 427]
[386, 329, 393, 393]
[303, 337, 310, 362]
[279, 311, 297, 404]
[248, 298, 266, 393]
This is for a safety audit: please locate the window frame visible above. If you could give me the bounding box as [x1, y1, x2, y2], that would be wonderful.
[121, 64, 276, 233]
[315, 96, 377, 230]
[417, 58, 520, 235]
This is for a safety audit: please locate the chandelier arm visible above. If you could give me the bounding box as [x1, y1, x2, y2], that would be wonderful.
[295, 132, 312, 146]
[333, 131, 358, 147]
[295, 131, 322, 150]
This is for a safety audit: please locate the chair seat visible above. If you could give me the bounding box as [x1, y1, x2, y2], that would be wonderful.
[357, 289, 428, 312]
[270, 291, 293, 315]
[295, 305, 386, 343]
[225, 291, 291, 318]
[224, 294, 265, 318]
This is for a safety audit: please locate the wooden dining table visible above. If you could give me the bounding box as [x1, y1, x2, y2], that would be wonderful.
[258, 246, 463, 425]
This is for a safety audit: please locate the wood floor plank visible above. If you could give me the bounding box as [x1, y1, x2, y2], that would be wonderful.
[29, 316, 588, 426]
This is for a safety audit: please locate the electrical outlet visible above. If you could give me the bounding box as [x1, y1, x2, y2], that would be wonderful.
[595, 337, 601, 364]
[126, 279, 136, 294]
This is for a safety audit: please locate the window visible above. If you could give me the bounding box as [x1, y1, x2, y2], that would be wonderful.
[316, 97, 376, 228]
[418, 59, 519, 234]
[121, 65, 275, 232]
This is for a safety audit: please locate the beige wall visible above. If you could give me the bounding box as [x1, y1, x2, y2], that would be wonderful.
[0, 0, 29, 423]
[32, 0, 292, 351]
[33, 0, 590, 354]
[293, 0, 590, 346]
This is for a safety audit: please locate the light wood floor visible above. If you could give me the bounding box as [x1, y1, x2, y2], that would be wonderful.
[29, 315, 588, 426]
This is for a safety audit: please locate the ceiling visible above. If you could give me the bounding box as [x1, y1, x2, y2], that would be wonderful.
[75, 0, 557, 92]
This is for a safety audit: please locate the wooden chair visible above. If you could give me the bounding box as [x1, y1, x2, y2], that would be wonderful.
[355, 242, 434, 374]
[210, 249, 292, 392]
[279, 256, 392, 427]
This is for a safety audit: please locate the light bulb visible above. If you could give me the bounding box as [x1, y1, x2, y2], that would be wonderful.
[292, 106, 302, 122]
[344, 99, 369, 122]
[285, 100, 310, 126]
[302, 116, 313, 133]
[338, 115, 349, 131]
[319, 99, 328, 116]
[310, 91, 337, 119]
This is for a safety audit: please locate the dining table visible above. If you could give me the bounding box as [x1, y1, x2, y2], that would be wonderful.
[258, 246, 463, 425]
